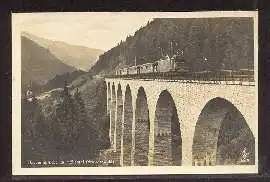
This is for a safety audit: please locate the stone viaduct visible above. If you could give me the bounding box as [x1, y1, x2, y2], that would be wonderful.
[105, 78, 257, 167]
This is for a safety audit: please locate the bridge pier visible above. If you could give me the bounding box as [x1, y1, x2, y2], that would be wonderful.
[120, 96, 125, 166]
[148, 105, 156, 166]
[107, 83, 111, 142]
[147, 93, 159, 166]
[181, 121, 196, 166]
[131, 98, 136, 166]
[107, 82, 111, 115]
[111, 84, 117, 150]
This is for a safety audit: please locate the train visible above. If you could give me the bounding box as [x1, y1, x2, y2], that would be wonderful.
[116, 54, 189, 76]
[114, 54, 254, 82]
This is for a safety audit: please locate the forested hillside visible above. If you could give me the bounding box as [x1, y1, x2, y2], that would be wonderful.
[91, 18, 253, 75]
[22, 76, 110, 167]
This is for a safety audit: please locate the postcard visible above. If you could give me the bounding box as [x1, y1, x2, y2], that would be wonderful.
[12, 11, 258, 175]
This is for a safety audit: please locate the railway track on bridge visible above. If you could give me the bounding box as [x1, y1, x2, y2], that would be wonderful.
[104, 72, 255, 86]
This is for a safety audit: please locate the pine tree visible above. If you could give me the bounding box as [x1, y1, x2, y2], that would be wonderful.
[74, 88, 87, 135]
[54, 80, 77, 151]
[73, 88, 89, 155]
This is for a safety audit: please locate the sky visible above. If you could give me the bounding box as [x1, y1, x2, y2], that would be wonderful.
[13, 12, 256, 52]
[14, 12, 155, 51]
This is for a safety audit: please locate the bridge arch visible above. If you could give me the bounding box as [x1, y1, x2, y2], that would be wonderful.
[115, 83, 123, 165]
[153, 90, 182, 166]
[192, 97, 255, 166]
[123, 84, 133, 166]
[134, 87, 150, 166]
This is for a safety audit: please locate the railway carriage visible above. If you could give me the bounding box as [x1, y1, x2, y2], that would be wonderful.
[128, 65, 139, 75]
[115, 54, 190, 76]
[139, 62, 154, 74]
[115, 69, 122, 75]
[121, 68, 129, 75]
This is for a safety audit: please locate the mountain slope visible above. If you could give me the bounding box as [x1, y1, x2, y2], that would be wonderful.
[91, 18, 254, 75]
[22, 32, 104, 71]
[31, 75, 110, 165]
[21, 36, 76, 85]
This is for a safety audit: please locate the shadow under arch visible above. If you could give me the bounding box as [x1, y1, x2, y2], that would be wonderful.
[123, 84, 133, 166]
[134, 86, 150, 166]
[154, 90, 182, 166]
[115, 83, 123, 166]
[192, 97, 255, 166]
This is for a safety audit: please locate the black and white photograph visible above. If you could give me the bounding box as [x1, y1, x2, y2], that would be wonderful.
[12, 11, 258, 175]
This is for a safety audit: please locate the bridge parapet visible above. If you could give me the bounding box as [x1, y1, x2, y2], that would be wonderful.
[105, 76, 255, 86]
[105, 70, 254, 83]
